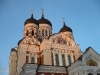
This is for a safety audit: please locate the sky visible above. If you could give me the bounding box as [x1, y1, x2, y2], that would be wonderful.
[0, 0, 100, 75]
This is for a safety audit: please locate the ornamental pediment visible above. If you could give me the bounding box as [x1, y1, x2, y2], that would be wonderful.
[49, 32, 76, 46]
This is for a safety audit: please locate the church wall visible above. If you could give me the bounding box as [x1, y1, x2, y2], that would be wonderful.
[17, 49, 26, 75]
[9, 50, 17, 75]
[43, 50, 52, 65]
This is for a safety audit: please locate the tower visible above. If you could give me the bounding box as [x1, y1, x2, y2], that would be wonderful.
[9, 48, 17, 75]
[17, 13, 40, 75]
[38, 9, 52, 42]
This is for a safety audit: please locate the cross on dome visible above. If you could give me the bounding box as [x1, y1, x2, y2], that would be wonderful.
[62, 17, 66, 25]
[41, 8, 44, 17]
[62, 17, 65, 23]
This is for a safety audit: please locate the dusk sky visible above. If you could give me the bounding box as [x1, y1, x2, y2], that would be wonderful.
[0, 0, 100, 75]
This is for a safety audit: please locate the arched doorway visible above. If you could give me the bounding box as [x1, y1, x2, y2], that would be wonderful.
[88, 73, 93, 75]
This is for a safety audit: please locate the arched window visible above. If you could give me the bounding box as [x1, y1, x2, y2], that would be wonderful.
[42, 29, 44, 36]
[62, 55, 66, 66]
[68, 55, 71, 65]
[45, 30, 47, 36]
[97, 73, 100, 75]
[31, 58, 35, 63]
[88, 73, 93, 75]
[26, 30, 28, 36]
[32, 30, 34, 36]
[55, 54, 59, 66]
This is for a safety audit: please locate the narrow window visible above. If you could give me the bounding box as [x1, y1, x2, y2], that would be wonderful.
[55, 54, 59, 66]
[73, 55, 76, 62]
[62, 55, 66, 66]
[63, 40, 66, 44]
[88, 73, 93, 75]
[26, 56, 29, 63]
[32, 30, 34, 36]
[68, 55, 71, 65]
[26, 30, 28, 36]
[31, 58, 35, 63]
[42, 29, 44, 36]
[45, 30, 47, 36]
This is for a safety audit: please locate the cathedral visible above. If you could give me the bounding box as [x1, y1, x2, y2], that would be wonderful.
[9, 11, 100, 75]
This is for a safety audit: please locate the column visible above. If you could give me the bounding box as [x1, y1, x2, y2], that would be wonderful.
[53, 51, 56, 66]
[71, 53, 74, 63]
[65, 53, 69, 66]
[35, 56, 37, 63]
[59, 51, 63, 66]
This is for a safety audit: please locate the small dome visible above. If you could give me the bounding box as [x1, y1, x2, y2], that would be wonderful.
[38, 15, 52, 27]
[59, 22, 72, 32]
[24, 14, 38, 26]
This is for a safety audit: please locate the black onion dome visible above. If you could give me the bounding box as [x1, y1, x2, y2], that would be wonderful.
[59, 22, 72, 33]
[38, 15, 52, 27]
[24, 14, 38, 26]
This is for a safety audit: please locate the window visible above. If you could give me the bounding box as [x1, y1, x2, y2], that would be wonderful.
[68, 55, 71, 65]
[32, 30, 34, 36]
[42, 29, 44, 36]
[26, 30, 28, 36]
[31, 58, 35, 63]
[88, 73, 93, 75]
[55, 54, 59, 66]
[97, 73, 100, 75]
[62, 55, 66, 66]
[63, 40, 66, 44]
[45, 30, 47, 36]
[73, 55, 76, 62]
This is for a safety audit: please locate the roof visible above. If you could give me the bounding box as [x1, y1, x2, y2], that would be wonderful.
[24, 14, 39, 26]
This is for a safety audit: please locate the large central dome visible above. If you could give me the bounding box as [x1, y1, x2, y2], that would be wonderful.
[24, 14, 38, 26]
[38, 15, 52, 27]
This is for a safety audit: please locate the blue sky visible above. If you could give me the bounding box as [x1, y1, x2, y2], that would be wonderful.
[0, 0, 100, 75]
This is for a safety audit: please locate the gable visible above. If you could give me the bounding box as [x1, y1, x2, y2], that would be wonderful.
[49, 32, 76, 46]
[81, 47, 100, 67]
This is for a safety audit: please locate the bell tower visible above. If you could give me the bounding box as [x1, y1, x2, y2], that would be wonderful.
[24, 14, 38, 39]
[38, 9, 52, 42]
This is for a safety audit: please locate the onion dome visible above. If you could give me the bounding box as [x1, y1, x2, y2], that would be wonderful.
[24, 14, 38, 26]
[38, 11, 52, 27]
[59, 22, 72, 32]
